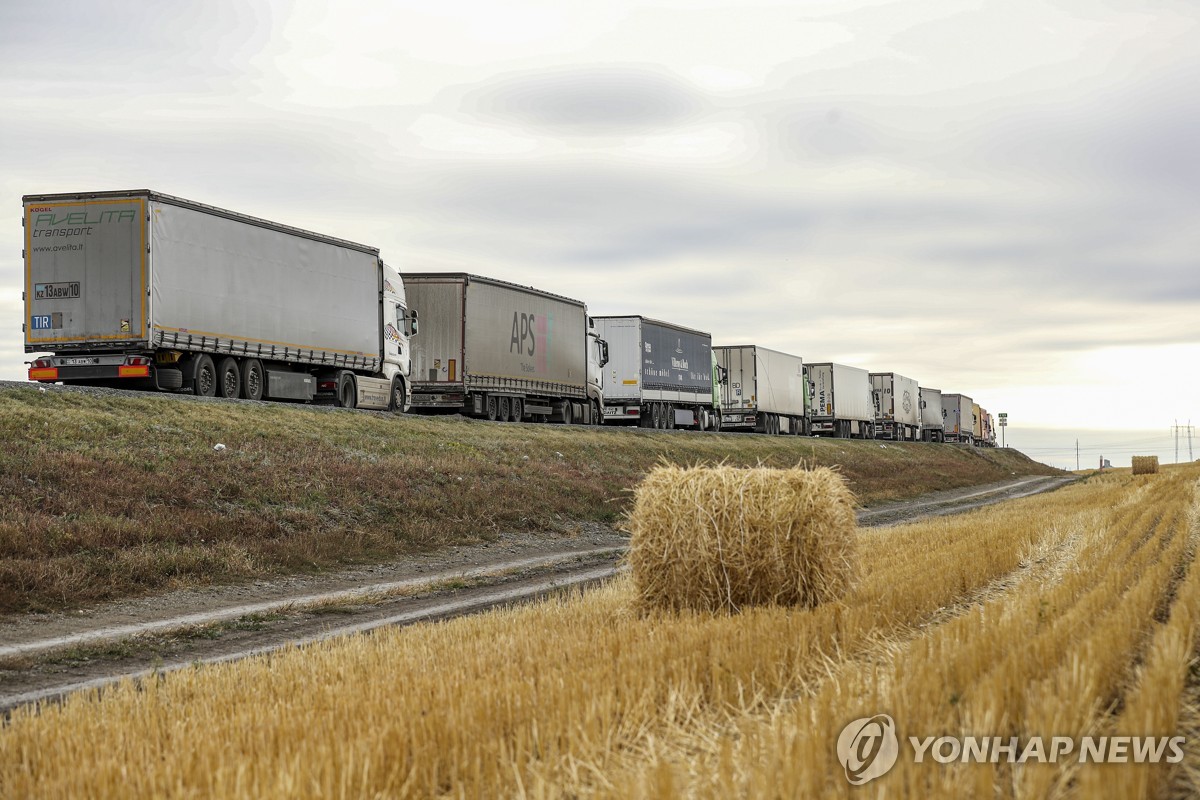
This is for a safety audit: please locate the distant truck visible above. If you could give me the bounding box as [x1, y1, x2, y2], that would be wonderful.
[23, 190, 415, 409]
[972, 402, 984, 445]
[807, 362, 875, 438]
[403, 273, 607, 424]
[595, 316, 721, 430]
[942, 393, 975, 444]
[979, 408, 995, 447]
[714, 345, 807, 435]
[869, 372, 920, 441]
[919, 387, 944, 442]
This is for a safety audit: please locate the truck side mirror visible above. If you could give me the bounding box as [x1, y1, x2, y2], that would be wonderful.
[719, 365, 729, 385]
[599, 340, 609, 367]
[410, 308, 419, 336]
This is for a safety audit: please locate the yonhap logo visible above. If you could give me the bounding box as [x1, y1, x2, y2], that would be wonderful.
[837, 714, 899, 785]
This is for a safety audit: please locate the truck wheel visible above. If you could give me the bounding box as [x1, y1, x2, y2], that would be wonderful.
[497, 396, 511, 422]
[711, 412, 721, 433]
[217, 357, 241, 400]
[336, 372, 357, 409]
[387, 375, 407, 413]
[511, 397, 524, 422]
[241, 359, 264, 401]
[485, 396, 498, 421]
[561, 400, 574, 425]
[192, 355, 217, 397]
[591, 401, 601, 425]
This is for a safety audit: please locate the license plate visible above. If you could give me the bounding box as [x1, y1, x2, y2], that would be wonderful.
[602, 407, 622, 416]
[61, 357, 98, 366]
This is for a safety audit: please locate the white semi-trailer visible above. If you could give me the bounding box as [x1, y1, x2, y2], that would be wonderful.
[870, 372, 921, 441]
[942, 393, 975, 444]
[404, 273, 607, 424]
[23, 190, 414, 409]
[596, 316, 721, 430]
[807, 362, 875, 438]
[919, 387, 945, 442]
[714, 345, 806, 435]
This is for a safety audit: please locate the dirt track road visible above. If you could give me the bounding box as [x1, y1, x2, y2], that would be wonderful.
[0, 474, 1075, 714]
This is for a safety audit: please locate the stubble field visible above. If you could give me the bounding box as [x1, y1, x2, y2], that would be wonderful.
[2, 465, 1195, 798]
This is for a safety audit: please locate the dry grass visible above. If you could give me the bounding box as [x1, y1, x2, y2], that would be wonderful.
[1133, 455, 1161, 475]
[4, 467, 1190, 798]
[627, 464, 856, 613]
[0, 386, 1058, 613]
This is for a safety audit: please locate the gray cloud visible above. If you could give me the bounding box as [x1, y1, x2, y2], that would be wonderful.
[459, 66, 711, 134]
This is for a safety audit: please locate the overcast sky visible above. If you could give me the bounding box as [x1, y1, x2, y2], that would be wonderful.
[3, 0, 1197, 433]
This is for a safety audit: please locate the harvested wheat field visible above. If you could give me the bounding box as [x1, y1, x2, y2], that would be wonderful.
[3, 466, 1199, 799]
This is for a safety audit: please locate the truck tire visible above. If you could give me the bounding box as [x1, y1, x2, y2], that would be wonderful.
[336, 372, 357, 409]
[156, 368, 184, 391]
[591, 401, 601, 425]
[497, 396, 511, 422]
[561, 400, 574, 425]
[387, 375, 407, 413]
[217, 357, 241, 400]
[511, 397, 524, 422]
[711, 412, 721, 433]
[242, 359, 265, 402]
[485, 396, 498, 421]
[192, 355, 217, 398]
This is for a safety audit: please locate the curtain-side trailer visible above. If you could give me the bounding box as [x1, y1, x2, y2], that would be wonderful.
[596, 316, 720, 430]
[807, 362, 875, 438]
[403, 273, 607, 424]
[869, 372, 920, 441]
[23, 190, 414, 409]
[919, 387, 945, 442]
[714, 345, 806, 435]
[942, 393, 974, 444]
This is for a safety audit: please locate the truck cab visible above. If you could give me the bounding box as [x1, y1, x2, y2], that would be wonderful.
[586, 320, 609, 420]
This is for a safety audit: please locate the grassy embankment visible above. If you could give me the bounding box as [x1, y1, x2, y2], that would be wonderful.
[1, 465, 1195, 798]
[0, 386, 1056, 612]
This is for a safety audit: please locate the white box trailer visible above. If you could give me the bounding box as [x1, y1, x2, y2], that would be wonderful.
[404, 273, 606, 424]
[807, 362, 875, 438]
[942, 393, 975, 444]
[869, 372, 921, 441]
[596, 316, 720, 430]
[23, 190, 414, 409]
[715, 345, 806, 435]
[919, 387, 945, 442]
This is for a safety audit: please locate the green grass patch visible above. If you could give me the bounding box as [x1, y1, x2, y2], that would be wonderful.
[0, 387, 1058, 613]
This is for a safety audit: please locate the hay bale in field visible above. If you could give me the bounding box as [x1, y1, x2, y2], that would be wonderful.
[1131, 456, 1159, 475]
[627, 464, 858, 614]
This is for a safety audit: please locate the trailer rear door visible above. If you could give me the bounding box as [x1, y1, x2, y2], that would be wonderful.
[24, 196, 147, 349]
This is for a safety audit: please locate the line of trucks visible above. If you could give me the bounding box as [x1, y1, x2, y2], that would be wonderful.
[20, 190, 999, 446]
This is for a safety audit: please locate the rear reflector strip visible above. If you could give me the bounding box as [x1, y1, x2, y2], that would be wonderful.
[118, 365, 150, 378]
[29, 367, 58, 381]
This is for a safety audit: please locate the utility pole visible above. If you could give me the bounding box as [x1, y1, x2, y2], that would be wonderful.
[1076, 438, 1079, 471]
[1171, 421, 1195, 464]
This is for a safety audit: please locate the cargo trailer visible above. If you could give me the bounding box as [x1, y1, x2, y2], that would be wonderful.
[714, 345, 807, 435]
[807, 362, 875, 438]
[972, 402, 984, 444]
[919, 387, 944, 442]
[942, 393, 974, 444]
[869, 372, 920, 441]
[23, 190, 414, 409]
[404, 273, 606, 424]
[596, 316, 720, 430]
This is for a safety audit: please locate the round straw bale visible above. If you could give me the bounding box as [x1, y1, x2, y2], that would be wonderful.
[1131, 456, 1159, 475]
[627, 464, 858, 613]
